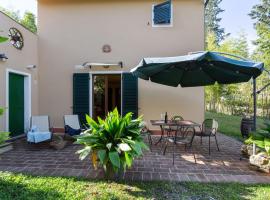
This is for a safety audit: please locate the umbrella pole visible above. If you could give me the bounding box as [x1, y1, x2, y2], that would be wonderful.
[253, 78, 257, 131]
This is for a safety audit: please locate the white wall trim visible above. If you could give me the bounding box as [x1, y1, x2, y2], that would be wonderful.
[5, 68, 31, 133]
[89, 71, 124, 75]
[89, 71, 123, 117]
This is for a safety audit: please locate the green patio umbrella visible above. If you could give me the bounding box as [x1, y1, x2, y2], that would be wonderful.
[131, 51, 264, 87]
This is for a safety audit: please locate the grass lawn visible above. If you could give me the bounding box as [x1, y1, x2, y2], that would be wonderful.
[0, 172, 270, 200]
[205, 112, 265, 141]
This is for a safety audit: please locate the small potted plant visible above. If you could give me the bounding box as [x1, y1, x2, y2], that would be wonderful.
[245, 121, 270, 173]
[75, 108, 148, 179]
[0, 107, 12, 154]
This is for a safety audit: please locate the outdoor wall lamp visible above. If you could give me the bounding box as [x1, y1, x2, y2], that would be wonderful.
[26, 64, 37, 70]
[75, 62, 123, 70]
[0, 53, 8, 62]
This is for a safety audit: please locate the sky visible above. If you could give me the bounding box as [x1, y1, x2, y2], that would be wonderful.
[0, 0, 260, 50]
[220, 0, 259, 50]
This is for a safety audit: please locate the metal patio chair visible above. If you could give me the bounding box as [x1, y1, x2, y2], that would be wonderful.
[163, 127, 196, 165]
[169, 115, 184, 136]
[195, 119, 220, 154]
[141, 122, 153, 151]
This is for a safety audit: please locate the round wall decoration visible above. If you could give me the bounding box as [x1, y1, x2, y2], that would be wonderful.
[102, 44, 111, 53]
[9, 27, 24, 50]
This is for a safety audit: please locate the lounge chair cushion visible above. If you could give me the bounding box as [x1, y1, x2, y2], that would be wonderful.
[27, 131, 52, 143]
[65, 125, 81, 136]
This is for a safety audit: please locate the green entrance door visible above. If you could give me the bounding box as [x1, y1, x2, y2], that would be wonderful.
[9, 73, 25, 136]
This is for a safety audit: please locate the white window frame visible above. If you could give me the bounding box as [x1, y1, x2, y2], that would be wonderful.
[152, 3, 173, 28]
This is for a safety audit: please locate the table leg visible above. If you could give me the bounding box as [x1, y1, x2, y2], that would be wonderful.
[155, 125, 164, 145]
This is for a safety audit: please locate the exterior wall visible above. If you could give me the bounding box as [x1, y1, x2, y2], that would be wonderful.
[0, 12, 39, 132]
[38, 0, 205, 129]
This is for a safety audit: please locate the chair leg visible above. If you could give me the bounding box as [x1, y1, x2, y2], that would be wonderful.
[215, 135, 220, 151]
[148, 135, 152, 152]
[148, 134, 153, 145]
[163, 141, 168, 155]
[193, 151, 196, 164]
[191, 147, 196, 164]
[208, 136, 211, 155]
[173, 143, 175, 165]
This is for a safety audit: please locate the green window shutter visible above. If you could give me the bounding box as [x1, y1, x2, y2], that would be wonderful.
[122, 72, 138, 119]
[73, 73, 89, 125]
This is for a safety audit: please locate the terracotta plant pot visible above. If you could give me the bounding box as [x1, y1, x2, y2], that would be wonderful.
[0, 142, 13, 154]
[104, 163, 124, 180]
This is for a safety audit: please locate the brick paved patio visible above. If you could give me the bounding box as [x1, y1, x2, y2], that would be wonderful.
[0, 133, 270, 183]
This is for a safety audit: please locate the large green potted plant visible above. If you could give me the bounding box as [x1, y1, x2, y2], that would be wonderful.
[75, 108, 148, 179]
[0, 107, 12, 154]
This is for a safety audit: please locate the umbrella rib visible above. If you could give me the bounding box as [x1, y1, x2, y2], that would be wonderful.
[146, 63, 172, 77]
[178, 62, 190, 86]
[207, 62, 252, 79]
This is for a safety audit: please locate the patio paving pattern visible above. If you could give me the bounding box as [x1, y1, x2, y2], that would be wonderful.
[0, 133, 270, 183]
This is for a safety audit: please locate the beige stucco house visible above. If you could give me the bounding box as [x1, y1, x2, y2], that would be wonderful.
[0, 0, 205, 136]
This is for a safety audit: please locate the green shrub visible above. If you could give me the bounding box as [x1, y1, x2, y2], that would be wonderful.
[0, 132, 10, 145]
[75, 108, 148, 174]
[245, 121, 270, 156]
[0, 107, 10, 145]
[0, 107, 4, 116]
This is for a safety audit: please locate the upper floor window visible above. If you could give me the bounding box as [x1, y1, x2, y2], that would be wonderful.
[152, 1, 173, 27]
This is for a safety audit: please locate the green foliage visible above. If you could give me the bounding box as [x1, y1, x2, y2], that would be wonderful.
[75, 108, 148, 173]
[0, 132, 10, 145]
[0, 107, 10, 145]
[0, 29, 8, 43]
[205, 0, 227, 44]
[21, 12, 37, 33]
[205, 31, 253, 115]
[206, 112, 265, 141]
[0, 107, 4, 116]
[0, 6, 20, 21]
[0, 35, 8, 43]
[0, 7, 37, 33]
[245, 121, 270, 155]
[249, 0, 270, 27]
[1, 172, 270, 200]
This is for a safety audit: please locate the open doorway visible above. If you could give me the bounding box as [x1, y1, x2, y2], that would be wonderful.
[92, 74, 121, 120]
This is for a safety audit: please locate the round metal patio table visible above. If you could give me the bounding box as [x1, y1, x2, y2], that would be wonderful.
[150, 120, 201, 145]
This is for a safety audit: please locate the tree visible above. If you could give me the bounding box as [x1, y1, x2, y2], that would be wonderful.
[0, 7, 37, 33]
[21, 12, 37, 33]
[250, 0, 270, 62]
[205, 32, 252, 115]
[0, 6, 20, 21]
[249, 0, 270, 27]
[205, 0, 227, 44]
[250, 0, 270, 118]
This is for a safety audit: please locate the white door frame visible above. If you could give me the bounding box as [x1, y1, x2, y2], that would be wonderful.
[5, 68, 31, 133]
[89, 71, 123, 117]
